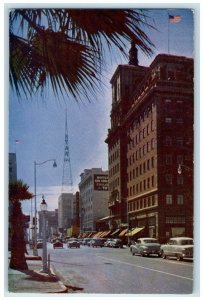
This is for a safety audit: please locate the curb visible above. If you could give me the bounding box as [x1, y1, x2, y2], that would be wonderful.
[49, 266, 68, 293]
[51, 264, 83, 292]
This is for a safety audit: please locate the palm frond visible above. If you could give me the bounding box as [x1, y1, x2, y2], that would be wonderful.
[9, 9, 155, 100]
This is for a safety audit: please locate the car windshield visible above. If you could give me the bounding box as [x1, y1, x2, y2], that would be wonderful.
[180, 239, 193, 245]
[143, 239, 159, 243]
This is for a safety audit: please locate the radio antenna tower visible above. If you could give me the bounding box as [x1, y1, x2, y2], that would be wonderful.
[61, 109, 73, 193]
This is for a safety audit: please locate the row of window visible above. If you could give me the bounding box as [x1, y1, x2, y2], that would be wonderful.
[128, 176, 155, 196]
[109, 149, 119, 164]
[128, 120, 155, 151]
[109, 177, 120, 192]
[128, 157, 155, 181]
[127, 102, 156, 134]
[128, 138, 156, 164]
[109, 163, 120, 177]
[166, 194, 184, 205]
[165, 117, 183, 124]
[165, 216, 185, 224]
[165, 174, 183, 185]
[128, 194, 158, 212]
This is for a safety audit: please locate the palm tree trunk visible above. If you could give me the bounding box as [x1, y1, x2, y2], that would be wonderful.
[9, 201, 28, 270]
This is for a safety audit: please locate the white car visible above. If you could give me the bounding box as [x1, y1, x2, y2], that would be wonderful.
[130, 238, 161, 257]
[160, 237, 193, 261]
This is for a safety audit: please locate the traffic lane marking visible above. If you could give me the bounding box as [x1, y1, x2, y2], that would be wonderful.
[97, 256, 193, 281]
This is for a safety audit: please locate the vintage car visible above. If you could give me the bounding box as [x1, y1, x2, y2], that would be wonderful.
[88, 238, 106, 247]
[160, 237, 193, 261]
[130, 238, 161, 257]
[67, 238, 80, 248]
[53, 239, 63, 249]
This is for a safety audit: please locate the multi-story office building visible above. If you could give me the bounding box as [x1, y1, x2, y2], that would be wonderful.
[58, 193, 74, 233]
[106, 43, 193, 241]
[79, 168, 109, 232]
[9, 153, 17, 181]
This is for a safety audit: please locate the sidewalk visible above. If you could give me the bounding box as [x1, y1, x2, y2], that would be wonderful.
[7, 251, 68, 295]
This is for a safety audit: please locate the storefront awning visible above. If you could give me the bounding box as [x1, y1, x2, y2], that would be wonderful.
[111, 229, 120, 236]
[119, 228, 128, 237]
[125, 227, 144, 237]
[100, 230, 111, 238]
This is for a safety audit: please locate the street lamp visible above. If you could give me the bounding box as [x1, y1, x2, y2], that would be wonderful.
[40, 195, 49, 273]
[178, 163, 193, 174]
[33, 159, 57, 256]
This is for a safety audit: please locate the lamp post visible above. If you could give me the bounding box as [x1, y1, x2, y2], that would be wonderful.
[178, 163, 193, 174]
[40, 195, 48, 273]
[33, 159, 57, 256]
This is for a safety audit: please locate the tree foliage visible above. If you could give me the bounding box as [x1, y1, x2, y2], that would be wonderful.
[9, 180, 33, 270]
[9, 9, 155, 100]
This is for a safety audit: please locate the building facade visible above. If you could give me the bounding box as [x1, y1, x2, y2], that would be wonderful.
[38, 209, 58, 239]
[58, 193, 74, 233]
[79, 168, 109, 232]
[106, 45, 193, 241]
[9, 153, 17, 182]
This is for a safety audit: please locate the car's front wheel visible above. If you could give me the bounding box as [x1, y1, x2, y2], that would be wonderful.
[161, 250, 166, 259]
[176, 254, 183, 261]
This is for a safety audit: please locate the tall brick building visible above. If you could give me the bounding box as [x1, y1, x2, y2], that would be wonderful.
[105, 43, 193, 241]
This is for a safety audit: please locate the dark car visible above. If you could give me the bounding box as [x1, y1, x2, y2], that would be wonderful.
[67, 238, 80, 248]
[130, 238, 161, 257]
[108, 238, 123, 248]
[37, 241, 43, 249]
[89, 238, 106, 247]
[53, 239, 63, 249]
[160, 237, 193, 261]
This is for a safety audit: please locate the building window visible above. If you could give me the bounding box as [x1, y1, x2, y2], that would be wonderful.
[147, 159, 150, 170]
[165, 174, 172, 184]
[151, 175, 155, 187]
[177, 195, 184, 205]
[177, 175, 184, 185]
[176, 118, 183, 124]
[176, 137, 183, 146]
[165, 117, 172, 123]
[166, 155, 172, 165]
[151, 120, 154, 131]
[151, 157, 155, 168]
[147, 177, 150, 189]
[177, 155, 183, 164]
[166, 194, 173, 205]
[143, 162, 146, 173]
[165, 136, 172, 146]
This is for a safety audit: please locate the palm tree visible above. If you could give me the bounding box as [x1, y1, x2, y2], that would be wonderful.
[9, 180, 33, 270]
[9, 9, 155, 100]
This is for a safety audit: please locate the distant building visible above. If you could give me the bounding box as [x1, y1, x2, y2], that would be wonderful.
[38, 209, 58, 239]
[105, 44, 193, 241]
[9, 153, 17, 181]
[58, 193, 74, 233]
[78, 168, 109, 232]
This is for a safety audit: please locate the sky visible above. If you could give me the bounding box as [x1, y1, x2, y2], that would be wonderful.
[7, 8, 195, 215]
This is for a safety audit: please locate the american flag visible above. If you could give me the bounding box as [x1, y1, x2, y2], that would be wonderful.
[169, 15, 181, 23]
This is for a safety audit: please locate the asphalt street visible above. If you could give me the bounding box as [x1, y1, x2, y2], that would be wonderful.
[38, 243, 194, 295]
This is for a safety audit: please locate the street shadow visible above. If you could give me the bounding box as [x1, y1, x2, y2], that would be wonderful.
[22, 270, 58, 282]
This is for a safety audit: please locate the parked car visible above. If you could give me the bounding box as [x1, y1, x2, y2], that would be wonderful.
[130, 238, 161, 257]
[67, 238, 80, 248]
[89, 238, 106, 247]
[160, 237, 193, 261]
[104, 239, 114, 247]
[37, 241, 43, 249]
[53, 239, 63, 249]
[82, 238, 92, 246]
[108, 238, 123, 248]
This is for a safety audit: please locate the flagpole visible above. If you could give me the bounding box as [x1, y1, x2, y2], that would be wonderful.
[167, 13, 170, 54]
